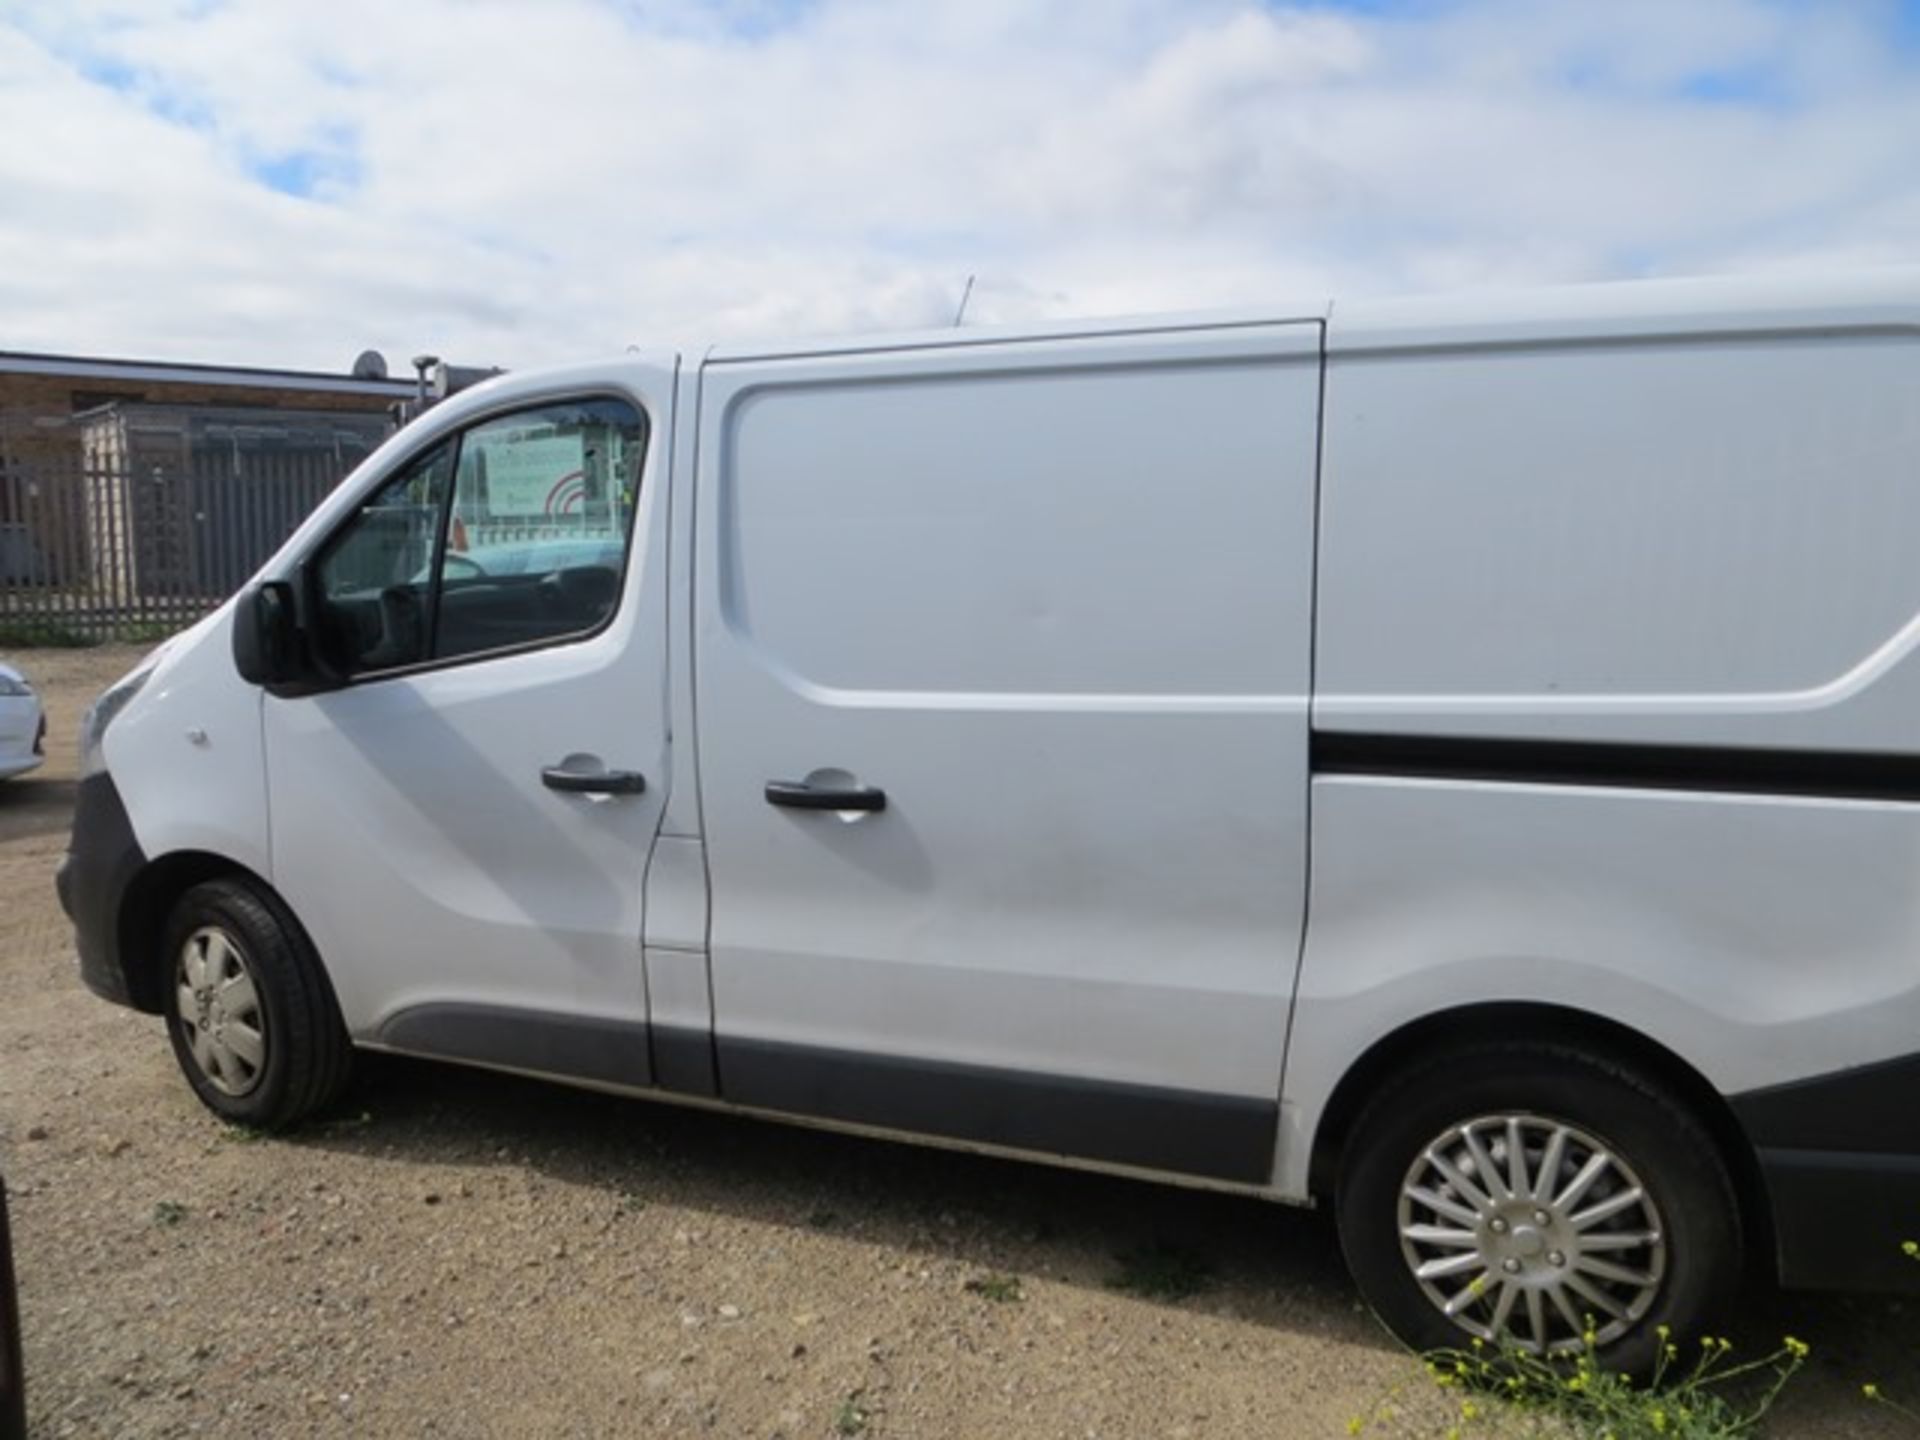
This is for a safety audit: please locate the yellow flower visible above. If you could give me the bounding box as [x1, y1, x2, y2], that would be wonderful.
[1783, 1336, 1809, 1360]
[1460, 1401, 1480, 1421]
[1346, 1418, 1364, 1435]
[1864, 1383, 1881, 1400]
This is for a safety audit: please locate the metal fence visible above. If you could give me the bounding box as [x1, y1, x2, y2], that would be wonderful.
[0, 448, 351, 643]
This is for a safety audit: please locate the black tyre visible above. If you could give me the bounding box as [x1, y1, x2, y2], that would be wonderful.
[1336, 1040, 1741, 1376]
[161, 878, 353, 1130]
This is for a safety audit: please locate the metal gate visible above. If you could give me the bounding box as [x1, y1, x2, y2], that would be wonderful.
[0, 413, 374, 643]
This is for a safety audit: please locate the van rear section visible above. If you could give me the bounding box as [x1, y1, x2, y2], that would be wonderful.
[57, 270, 1920, 1374]
[1290, 277, 1920, 1353]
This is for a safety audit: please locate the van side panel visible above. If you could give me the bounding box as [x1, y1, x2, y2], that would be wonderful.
[694, 326, 1321, 1182]
[1280, 777, 1920, 1185]
[1315, 326, 1920, 750]
[104, 608, 271, 880]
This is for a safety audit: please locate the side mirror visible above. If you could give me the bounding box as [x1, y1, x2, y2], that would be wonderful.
[231, 580, 305, 687]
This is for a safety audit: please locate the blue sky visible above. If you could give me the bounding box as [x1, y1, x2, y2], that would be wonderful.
[3, 0, 1919, 368]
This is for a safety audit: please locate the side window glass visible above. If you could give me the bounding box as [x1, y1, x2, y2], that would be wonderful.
[312, 441, 454, 674]
[435, 398, 647, 662]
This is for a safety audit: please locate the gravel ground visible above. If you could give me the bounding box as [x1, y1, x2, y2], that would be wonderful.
[0, 645, 1914, 1438]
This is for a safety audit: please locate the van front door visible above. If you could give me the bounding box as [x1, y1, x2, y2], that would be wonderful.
[263, 370, 677, 1086]
[694, 325, 1322, 1184]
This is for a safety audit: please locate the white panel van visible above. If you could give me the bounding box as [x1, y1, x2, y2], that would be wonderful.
[60, 270, 1920, 1370]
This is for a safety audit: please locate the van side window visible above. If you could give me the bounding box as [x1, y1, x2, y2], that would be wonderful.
[435, 398, 647, 662]
[313, 440, 455, 673]
[309, 397, 647, 677]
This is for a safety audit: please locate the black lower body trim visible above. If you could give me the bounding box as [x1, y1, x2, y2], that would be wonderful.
[651, 1024, 718, 1098]
[1756, 1148, 1920, 1292]
[1731, 1054, 1920, 1291]
[374, 1005, 1276, 1184]
[1731, 1050, 1920, 1154]
[57, 772, 146, 1009]
[717, 1037, 1277, 1184]
[378, 1003, 653, 1092]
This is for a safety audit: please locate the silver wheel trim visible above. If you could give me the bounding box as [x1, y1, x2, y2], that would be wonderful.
[173, 926, 268, 1098]
[1397, 1113, 1668, 1354]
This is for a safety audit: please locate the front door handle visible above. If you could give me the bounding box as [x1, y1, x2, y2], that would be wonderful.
[765, 779, 886, 812]
[542, 766, 647, 796]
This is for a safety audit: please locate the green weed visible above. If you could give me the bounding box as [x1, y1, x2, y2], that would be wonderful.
[965, 1272, 1024, 1303]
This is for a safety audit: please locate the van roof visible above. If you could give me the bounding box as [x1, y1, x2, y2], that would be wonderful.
[700, 265, 1920, 364]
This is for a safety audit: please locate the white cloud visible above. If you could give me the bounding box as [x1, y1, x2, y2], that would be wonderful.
[1, 0, 1917, 372]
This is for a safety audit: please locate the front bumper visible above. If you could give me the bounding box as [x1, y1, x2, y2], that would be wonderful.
[55, 772, 147, 1010]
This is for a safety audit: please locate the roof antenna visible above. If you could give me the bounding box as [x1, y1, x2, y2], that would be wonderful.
[953, 273, 976, 327]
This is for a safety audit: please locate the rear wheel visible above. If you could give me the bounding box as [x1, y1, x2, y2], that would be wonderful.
[1335, 1041, 1741, 1375]
[161, 878, 352, 1130]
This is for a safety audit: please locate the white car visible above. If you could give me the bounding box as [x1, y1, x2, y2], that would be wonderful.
[0, 661, 44, 780]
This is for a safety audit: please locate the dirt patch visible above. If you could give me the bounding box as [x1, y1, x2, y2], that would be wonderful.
[0, 645, 1912, 1437]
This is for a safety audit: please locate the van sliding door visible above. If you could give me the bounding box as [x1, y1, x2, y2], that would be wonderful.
[693, 324, 1322, 1184]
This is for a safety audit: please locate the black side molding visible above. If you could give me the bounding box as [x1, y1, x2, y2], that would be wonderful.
[378, 1003, 654, 1091]
[1731, 1054, 1920, 1292]
[1755, 1148, 1920, 1292]
[1730, 1050, 1920, 1154]
[651, 1024, 719, 1099]
[717, 1037, 1276, 1184]
[1313, 731, 1920, 804]
[374, 1003, 1276, 1185]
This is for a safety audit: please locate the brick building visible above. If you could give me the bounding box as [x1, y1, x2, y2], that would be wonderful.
[0, 350, 412, 624]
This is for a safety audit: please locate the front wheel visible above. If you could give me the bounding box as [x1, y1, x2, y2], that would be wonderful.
[161, 878, 353, 1130]
[1336, 1041, 1742, 1376]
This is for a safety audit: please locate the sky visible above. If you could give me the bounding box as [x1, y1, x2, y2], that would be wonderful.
[3, 0, 1920, 372]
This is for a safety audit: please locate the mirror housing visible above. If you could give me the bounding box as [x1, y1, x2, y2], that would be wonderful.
[231, 580, 306, 688]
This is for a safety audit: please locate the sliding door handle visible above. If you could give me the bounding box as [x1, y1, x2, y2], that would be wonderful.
[765, 779, 886, 812]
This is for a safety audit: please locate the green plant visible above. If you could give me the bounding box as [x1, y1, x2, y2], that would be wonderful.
[833, 1391, 871, 1435]
[151, 1200, 188, 1226]
[964, 1272, 1023, 1303]
[220, 1123, 264, 1144]
[1105, 1239, 1212, 1301]
[1861, 1238, 1920, 1427]
[0, 621, 102, 648]
[1352, 1327, 1810, 1440]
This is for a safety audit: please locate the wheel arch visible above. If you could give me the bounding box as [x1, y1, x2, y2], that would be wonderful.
[1305, 1001, 1777, 1283]
[116, 851, 287, 1013]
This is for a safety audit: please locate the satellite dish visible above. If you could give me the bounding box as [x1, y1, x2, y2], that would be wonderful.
[351, 349, 389, 380]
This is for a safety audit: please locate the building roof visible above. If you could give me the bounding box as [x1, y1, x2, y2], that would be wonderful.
[0, 347, 414, 398]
